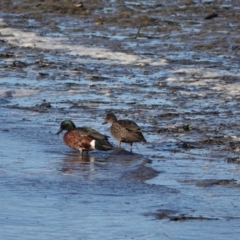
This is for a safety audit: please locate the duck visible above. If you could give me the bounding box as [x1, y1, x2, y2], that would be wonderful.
[56, 120, 113, 155]
[103, 112, 146, 151]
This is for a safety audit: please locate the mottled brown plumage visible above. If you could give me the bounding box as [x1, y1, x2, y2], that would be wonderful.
[103, 113, 146, 150]
[56, 120, 113, 155]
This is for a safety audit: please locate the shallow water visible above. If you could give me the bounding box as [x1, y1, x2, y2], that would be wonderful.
[1, 0, 240, 239]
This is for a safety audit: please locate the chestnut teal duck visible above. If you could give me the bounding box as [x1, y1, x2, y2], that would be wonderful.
[56, 120, 113, 155]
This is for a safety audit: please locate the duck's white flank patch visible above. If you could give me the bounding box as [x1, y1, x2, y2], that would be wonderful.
[90, 139, 96, 149]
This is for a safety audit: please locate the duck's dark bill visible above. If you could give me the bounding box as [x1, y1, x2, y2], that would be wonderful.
[56, 129, 63, 135]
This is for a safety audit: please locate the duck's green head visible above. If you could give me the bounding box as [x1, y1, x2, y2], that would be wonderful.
[56, 120, 76, 135]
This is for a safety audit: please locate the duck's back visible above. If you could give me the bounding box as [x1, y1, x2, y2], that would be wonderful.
[77, 126, 109, 140]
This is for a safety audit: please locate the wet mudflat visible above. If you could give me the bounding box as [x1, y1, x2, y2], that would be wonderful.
[1, 0, 240, 239]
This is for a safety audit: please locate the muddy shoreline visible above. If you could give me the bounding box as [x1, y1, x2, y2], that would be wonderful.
[1, 1, 240, 239]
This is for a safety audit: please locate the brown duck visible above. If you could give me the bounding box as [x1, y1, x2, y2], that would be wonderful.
[56, 120, 113, 155]
[103, 113, 146, 150]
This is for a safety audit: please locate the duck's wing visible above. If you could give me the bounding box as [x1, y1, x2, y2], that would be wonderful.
[77, 127, 109, 140]
[117, 120, 142, 132]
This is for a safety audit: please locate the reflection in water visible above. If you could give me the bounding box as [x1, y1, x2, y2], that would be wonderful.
[58, 149, 146, 181]
[63, 153, 95, 163]
[60, 153, 96, 179]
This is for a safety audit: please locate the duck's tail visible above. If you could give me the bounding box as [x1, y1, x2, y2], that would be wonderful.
[95, 139, 113, 151]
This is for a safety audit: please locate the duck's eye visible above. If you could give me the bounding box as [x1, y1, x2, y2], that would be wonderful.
[61, 122, 68, 129]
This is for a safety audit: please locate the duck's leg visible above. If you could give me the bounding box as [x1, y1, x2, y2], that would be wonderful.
[118, 141, 121, 148]
[79, 149, 83, 155]
[129, 142, 133, 152]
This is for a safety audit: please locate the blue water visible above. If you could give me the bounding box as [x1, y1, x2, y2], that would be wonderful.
[1, 1, 240, 239]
